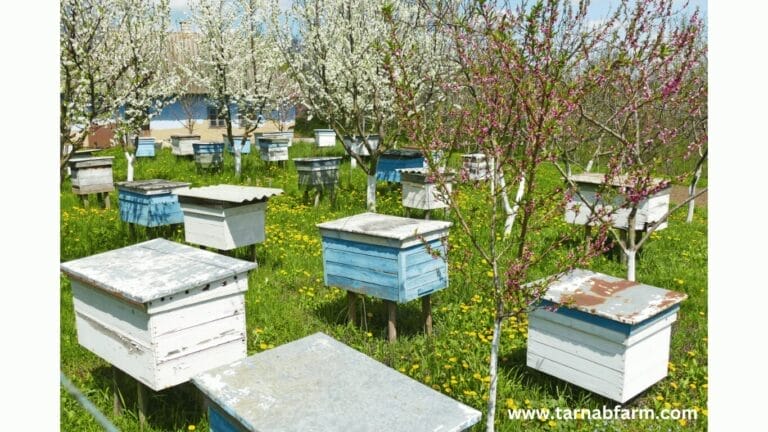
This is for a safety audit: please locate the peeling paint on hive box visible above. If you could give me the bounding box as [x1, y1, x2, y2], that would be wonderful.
[117, 179, 191, 227]
[317, 213, 451, 303]
[69, 156, 115, 195]
[192, 332, 481, 432]
[564, 173, 671, 231]
[60, 238, 257, 391]
[177, 185, 283, 250]
[526, 269, 687, 403]
[224, 135, 251, 154]
[257, 138, 290, 162]
[294, 157, 342, 186]
[461, 153, 489, 181]
[193, 142, 225, 170]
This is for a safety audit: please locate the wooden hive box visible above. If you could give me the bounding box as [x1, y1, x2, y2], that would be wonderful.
[398, 168, 454, 211]
[193, 142, 225, 171]
[314, 129, 336, 148]
[116, 179, 191, 227]
[564, 173, 671, 231]
[257, 137, 290, 162]
[192, 332, 481, 432]
[317, 213, 451, 303]
[171, 134, 201, 156]
[135, 137, 156, 157]
[60, 238, 257, 391]
[256, 131, 294, 147]
[526, 269, 687, 403]
[342, 135, 380, 157]
[461, 153, 489, 181]
[293, 157, 342, 187]
[69, 156, 115, 195]
[223, 135, 251, 154]
[376, 149, 425, 183]
[176, 185, 283, 250]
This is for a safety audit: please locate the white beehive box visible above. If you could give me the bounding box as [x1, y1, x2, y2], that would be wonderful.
[176, 185, 283, 250]
[398, 168, 453, 211]
[564, 173, 671, 231]
[314, 129, 336, 147]
[171, 135, 201, 156]
[461, 153, 489, 181]
[69, 156, 115, 195]
[527, 269, 687, 403]
[60, 238, 257, 391]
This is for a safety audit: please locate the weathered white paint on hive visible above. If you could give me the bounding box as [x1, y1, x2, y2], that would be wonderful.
[317, 212, 452, 248]
[69, 156, 115, 194]
[461, 153, 489, 181]
[192, 332, 481, 432]
[171, 135, 201, 156]
[526, 269, 686, 403]
[564, 173, 671, 231]
[314, 129, 336, 147]
[176, 185, 283, 251]
[60, 238, 256, 391]
[399, 169, 453, 211]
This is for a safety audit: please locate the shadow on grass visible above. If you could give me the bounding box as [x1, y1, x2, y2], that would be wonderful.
[311, 294, 433, 341]
[92, 365, 206, 431]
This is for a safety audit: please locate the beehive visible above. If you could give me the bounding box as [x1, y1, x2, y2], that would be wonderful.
[314, 129, 336, 147]
[171, 134, 201, 156]
[342, 135, 380, 157]
[564, 173, 671, 231]
[527, 269, 687, 403]
[135, 137, 156, 157]
[193, 142, 224, 171]
[69, 156, 115, 195]
[224, 135, 251, 154]
[317, 213, 451, 303]
[116, 179, 191, 227]
[176, 185, 283, 250]
[398, 168, 453, 211]
[60, 238, 257, 391]
[294, 157, 342, 187]
[461, 153, 489, 181]
[257, 137, 290, 162]
[375, 149, 425, 182]
[192, 332, 481, 432]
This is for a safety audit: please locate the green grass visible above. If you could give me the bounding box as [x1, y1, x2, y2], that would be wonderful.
[60, 143, 707, 431]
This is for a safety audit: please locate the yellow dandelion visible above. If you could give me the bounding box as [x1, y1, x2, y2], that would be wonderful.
[678, 419, 687, 427]
[188, 425, 196, 431]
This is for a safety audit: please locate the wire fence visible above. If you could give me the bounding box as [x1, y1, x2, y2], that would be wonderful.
[60, 371, 120, 432]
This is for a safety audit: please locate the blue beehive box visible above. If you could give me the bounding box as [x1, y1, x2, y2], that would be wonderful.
[116, 179, 191, 227]
[317, 213, 451, 303]
[192, 332, 481, 432]
[135, 137, 156, 157]
[193, 142, 225, 170]
[376, 149, 424, 182]
[224, 135, 251, 154]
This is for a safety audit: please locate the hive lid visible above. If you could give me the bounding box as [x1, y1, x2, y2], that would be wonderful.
[540, 269, 687, 325]
[176, 184, 283, 203]
[192, 332, 481, 432]
[68, 156, 115, 167]
[293, 156, 343, 163]
[171, 134, 201, 139]
[60, 238, 257, 304]
[115, 179, 191, 195]
[317, 212, 451, 241]
[566, 173, 670, 190]
[381, 148, 423, 158]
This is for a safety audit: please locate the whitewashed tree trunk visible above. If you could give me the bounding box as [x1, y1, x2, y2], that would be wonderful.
[234, 145, 242, 177]
[686, 164, 702, 223]
[499, 174, 526, 237]
[485, 314, 503, 432]
[125, 151, 135, 182]
[626, 250, 636, 281]
[366, 174, 377, 212]
[351, 158, 357, 169]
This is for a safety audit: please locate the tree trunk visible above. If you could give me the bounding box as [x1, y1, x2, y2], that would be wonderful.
[234, 145, 242, 178]
[125, 152, 135, 182]
[485, 314, 504, 432]
[366, 175, 377, 212]
[499, 174, 525, 237]
[626, 249, 637, 281]
[686, 164, 702, 223]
